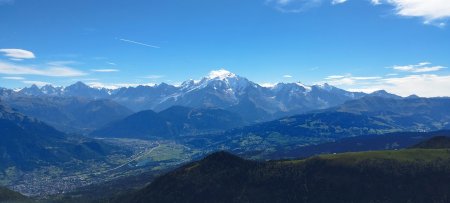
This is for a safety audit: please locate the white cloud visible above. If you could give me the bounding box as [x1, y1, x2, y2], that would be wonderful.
[329, 77, 355, 85]
[87, 81, 157, 89]
[352, 76, 382, 80]
[283, 74, 293, 78]
[0, 49, 35, 60]
[91, 69, 120, 72]
[349, 74, 450, 97]
[323, 62, 450, 97]
[2, 76, 24, 80]
[0, 61, 87, 77]
[331, 0, 347, 5]
[325, 75, 346, 79]
[118, 38, 160, 48]
[324, 74, 383, 86]
[268, 0, 450, 26]
[324, 74, 382, 85]
[371, 0, 381, 5]
[391, 62, 447, 73]
[22, 80, 51, 87]
[47, 61, 77, 66]
[374, 0, 450, 25]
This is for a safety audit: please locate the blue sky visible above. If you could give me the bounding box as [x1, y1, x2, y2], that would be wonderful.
[1, 0, 450, 96]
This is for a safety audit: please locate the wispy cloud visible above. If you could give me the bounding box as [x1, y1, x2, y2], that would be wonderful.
[324, 74, 383, 85]
[22, 80, 51, 87]
[0, 60, 87, 77]
[2, 76, 24, 80]
[370, 0, 381, 5]
[266, 0, 323, 13]
[0, 49, 35, 60]
[323, 62, 450, 97]
[331, 0, 347, 5]
[391, 62, 447, 73]
[283, 74, 293, 78]
[118, 38, 160, 48]
[266, 0, 347, 12]
[267, 0, 449, 26]
[91, 69, 120, 73]
[372, 0, 450, 26]
[348, 74, 450, 97]
[87, 81, 157, 89]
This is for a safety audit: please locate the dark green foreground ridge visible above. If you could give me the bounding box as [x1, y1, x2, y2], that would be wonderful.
[0, 186, 30, 203]
[119, 147, 450, 203]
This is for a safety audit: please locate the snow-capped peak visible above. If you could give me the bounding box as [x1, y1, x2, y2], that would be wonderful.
[207, 69, 236, 80]
[317, 83, 333, 91]
[295, 82, 312, 92]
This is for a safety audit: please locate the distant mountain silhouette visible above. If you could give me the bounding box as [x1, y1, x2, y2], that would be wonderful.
[91, 106, 244, 139]
[2, 96, 133, 134]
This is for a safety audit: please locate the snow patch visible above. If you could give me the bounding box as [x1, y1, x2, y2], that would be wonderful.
[208, 69, 236, 80]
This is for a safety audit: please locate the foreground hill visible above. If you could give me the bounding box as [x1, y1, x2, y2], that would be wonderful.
[0, 186, 30, 203]
[119, 149, 450, 203]
[2, 96, 133, 134]
[90, 106, 244, 139]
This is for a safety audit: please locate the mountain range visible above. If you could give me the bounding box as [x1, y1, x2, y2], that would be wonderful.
[2, 70, 450, 200]
[1, 70, 371, 124]
[1, 96, 133, 134]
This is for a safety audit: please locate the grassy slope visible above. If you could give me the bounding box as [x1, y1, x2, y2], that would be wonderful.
[122, 149, 450, 203]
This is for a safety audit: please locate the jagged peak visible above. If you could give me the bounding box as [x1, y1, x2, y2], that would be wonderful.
[29, 84, 40, 89]
[368, 90, 402, 98]
[313, 83, 334, 91]
[371, 90, 389, 94]
[69, 81, 89, 88]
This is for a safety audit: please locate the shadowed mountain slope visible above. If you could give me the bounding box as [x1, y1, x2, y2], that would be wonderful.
[118, 150, 450, 203]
